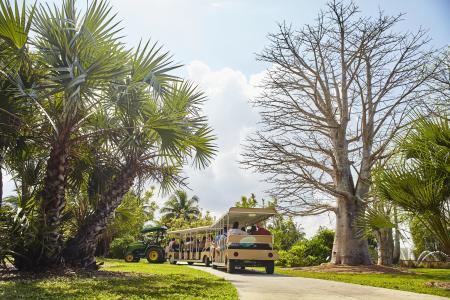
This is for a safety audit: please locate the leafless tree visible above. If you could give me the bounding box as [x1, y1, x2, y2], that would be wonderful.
[241, 1, 440, 265]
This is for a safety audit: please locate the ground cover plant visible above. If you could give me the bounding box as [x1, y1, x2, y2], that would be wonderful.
[0, 259, 238, 300]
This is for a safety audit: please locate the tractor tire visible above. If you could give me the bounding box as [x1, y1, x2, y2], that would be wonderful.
[146, 247, 164, 264]
[265, 261, 275, 274]
[124, 253, 137, 263]
[226, 259, 236, 274]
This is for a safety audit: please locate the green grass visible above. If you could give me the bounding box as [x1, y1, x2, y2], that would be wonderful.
[273, 267, 450, 298]
[0, 259, 238, 300]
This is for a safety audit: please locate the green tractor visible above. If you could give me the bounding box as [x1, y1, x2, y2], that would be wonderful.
[124, 225, 167, 263]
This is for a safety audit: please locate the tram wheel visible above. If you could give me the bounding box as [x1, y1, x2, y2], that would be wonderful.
[226, 259, 236, 274]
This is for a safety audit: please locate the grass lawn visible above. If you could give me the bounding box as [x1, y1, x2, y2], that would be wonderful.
[0, 259, 238, 300]
[273, 267, 450, 298]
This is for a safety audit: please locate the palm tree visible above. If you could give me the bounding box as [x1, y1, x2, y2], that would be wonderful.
[0, 0, 36, 207]
[29, 0, 129, 265]
[63, 43, 215, 268]
[373, 115, 450, 255]
[161, 190, 201, 222]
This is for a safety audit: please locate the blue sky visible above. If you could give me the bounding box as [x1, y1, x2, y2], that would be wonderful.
[4, 0, 450, 237]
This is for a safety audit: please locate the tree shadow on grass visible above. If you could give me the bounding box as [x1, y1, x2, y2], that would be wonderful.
[0, 274, 237, 300]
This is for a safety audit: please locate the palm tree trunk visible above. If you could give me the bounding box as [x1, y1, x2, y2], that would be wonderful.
[39, 132, 70, 266]
[64, 160, 137, 268]
[0, 159, 3, 208]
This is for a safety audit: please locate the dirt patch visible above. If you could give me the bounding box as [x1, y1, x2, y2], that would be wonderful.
[288, 263, 414, 275]
[0, 267, 153, 282]
[425, 281, 450, 290]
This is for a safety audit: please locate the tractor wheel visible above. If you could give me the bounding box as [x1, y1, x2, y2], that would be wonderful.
[226, 259, 236, 274]
[146, 247, 164, 264]
[124, 253, 136, 263]
[265, 261, 275, 274]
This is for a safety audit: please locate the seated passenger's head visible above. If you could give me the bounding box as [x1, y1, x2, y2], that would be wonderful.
[232, 221, 239, 229]
[171, 238, 175, 241]
[251, 225, 257, 232]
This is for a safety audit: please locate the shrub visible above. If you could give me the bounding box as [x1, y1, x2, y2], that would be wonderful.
[276, 227, 334, 267]
[108, 235, 135, 259]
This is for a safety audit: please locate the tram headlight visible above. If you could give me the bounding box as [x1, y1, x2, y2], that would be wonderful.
[268, 252, 273, 258]
[233, 252, 239, 257]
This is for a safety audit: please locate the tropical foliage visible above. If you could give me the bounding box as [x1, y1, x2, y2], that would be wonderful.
[277, 227, 334, 267]
[160, 190, 201, 222]
[373, 115, 450, 255]
[0, 0, 215, 270]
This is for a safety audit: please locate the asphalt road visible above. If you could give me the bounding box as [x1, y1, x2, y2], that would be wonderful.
[189, 265, 448, 300]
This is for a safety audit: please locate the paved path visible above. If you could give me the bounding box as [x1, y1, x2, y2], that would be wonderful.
[190, 265, 448, 300]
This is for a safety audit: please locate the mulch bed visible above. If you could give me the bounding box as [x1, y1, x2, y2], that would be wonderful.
[0, 266, 152, 282]
[425, 281, 450, 290]
[288, 263, 414, 275]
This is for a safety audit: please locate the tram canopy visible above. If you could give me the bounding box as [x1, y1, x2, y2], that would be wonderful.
[167, 226, 211, 236]
[211, 207, 277, 229]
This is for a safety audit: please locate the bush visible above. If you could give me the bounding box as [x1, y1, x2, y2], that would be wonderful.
[276, 227, 334, 267]
[108, 235, 135, 259]
[275, 250, 289, 266]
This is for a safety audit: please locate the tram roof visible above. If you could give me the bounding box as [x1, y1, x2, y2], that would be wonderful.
[211, 207, 277, 229]
[167, 226, 212, 235]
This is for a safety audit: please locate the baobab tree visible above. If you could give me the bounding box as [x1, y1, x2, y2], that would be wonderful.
[242, 1, 439, 265]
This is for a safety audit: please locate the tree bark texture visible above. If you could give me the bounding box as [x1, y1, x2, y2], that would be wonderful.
[39, 132, 70, 266]
[64, 161, 137, 268]
[331, 198, 372, 265]
[0, 162, 3, 208]
[393, 207, 401, 264]
[375, 228, 394, 266]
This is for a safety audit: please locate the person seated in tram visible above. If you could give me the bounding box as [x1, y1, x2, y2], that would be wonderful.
[253, 222, 271, 235]
[167, 238, 178, 252]
[185, 237, 192, 250]
[199, 236, 207, 250]
[228, 221, 248, 235]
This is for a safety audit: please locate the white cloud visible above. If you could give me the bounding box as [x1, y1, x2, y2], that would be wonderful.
[0, 60, 335, 238]
[178, 60, 335, 237]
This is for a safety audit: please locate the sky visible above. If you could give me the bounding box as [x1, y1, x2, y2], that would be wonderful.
[3, 0, 450, 238]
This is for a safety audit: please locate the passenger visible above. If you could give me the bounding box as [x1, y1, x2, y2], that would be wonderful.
[228, 221, 248, 235]
[220, 226, 228, 240]
[253, 222, 271, 235]
[168, 238, 178, 251]
[199, 236, 206, 250]
[249, 225, 257, 234]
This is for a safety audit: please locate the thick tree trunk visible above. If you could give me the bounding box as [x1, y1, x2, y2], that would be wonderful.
[64, 161, 137, 268]
[331, 198, 372, 265]
[0, 161, 3, 208]
[392, 206, 401, 264]
[39, 132, 70, 266]
[375, 228, 394, 266]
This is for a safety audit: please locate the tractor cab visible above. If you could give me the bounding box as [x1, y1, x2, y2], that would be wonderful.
[124, 225, 168, 263]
